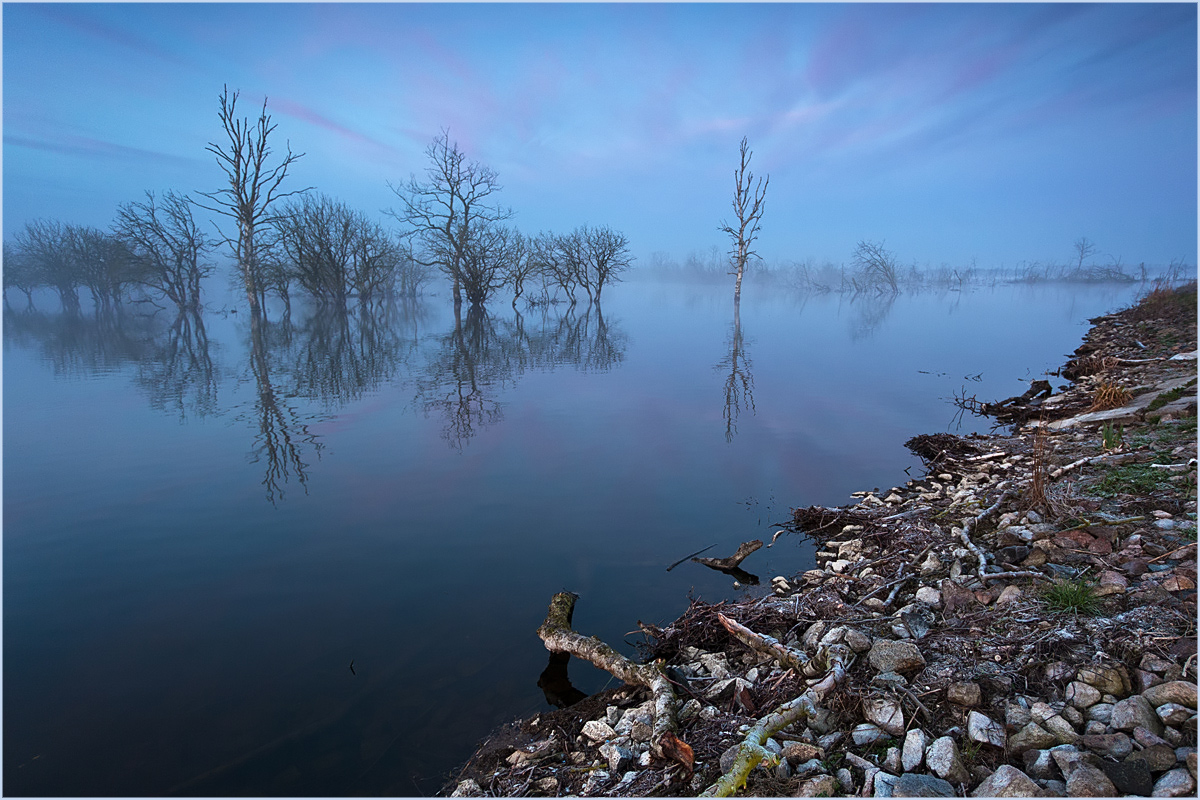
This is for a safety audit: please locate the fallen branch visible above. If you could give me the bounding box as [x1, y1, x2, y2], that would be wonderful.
[694, 540, 763, 570]
[536, 592, 678, 757]
[701, 643, 851, 797]
[956, 489, 1014, 574]
[717, 613, 816, 675]
[1050, 452, 1147, 479]
[667, 544, 716, 572]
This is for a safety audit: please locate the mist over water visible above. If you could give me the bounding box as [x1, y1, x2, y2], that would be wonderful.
[4, 277, 1143, 795]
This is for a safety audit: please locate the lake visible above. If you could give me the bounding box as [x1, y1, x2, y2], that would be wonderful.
[3, 277, 1142, 795]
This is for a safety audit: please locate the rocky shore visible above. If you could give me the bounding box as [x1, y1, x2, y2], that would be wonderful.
[447, 282, 1197, 798]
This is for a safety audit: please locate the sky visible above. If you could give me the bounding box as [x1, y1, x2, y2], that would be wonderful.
[3, 2, 1197, 270]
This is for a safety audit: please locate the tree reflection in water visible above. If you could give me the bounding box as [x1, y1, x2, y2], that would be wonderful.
[415, 302, 627, 448]
[137, 310, 220, 420]
[715, 299, 755, 442]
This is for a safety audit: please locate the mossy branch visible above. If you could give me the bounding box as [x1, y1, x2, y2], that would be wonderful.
[536, 592, 678, 756]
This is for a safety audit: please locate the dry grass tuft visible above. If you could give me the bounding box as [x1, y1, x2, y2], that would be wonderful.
[1089, 380, 1132, 412]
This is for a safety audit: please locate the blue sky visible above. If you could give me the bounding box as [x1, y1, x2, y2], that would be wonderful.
[4, 2, 1197, 269]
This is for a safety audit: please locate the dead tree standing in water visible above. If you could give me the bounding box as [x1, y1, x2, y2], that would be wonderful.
[196, 85, 308, 316]
[720, 137, 768, 305]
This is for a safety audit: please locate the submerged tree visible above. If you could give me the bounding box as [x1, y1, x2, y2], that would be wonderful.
[580, 224, 633, 303]
[115, 190, 213, 312]
[851, 239, 900, 294]
[196, 85, 308, 316]
[720, 137, 768, 304]
[388, 129, 513, 308]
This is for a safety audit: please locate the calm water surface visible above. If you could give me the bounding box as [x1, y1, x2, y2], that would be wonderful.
[3, 279, 1141, 795]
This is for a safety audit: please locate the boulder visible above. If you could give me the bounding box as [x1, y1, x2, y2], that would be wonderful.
[852, 722, 892, 746]
[868, 639, 926, 674]
[1143, 681, 1198, 710]
[1100, 759, 1154, 796]
[1111, 695, 1165, 736]
[865, 697, 907, 736]
[1066, 681, 1102, 710]
[1065, 764, 1118, 796]
[883, 773, 956, 797]
[796, 775, 838, 797]
[1151, 768, 1196, 797]
[948, 681, 983, 707]
[1157, 702, 1192, 726]
[1132, 744, 1178, 773]
[598, 742, 633, 773]
[1076, 664, 1130, 696]
[902, 728, 927, 772]
[1077, 732, 1132, 760]
[1007, 722, 1060, 754]
[914, 585, 942, 607]
[1022, 749, 1060, 781]
[970, 765, 1041, 797]
[968, 710, 1006, 748]
[926, 736, 970, 784]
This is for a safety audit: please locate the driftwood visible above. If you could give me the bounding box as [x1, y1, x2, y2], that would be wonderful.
[701, 628, 851, 797]
[693, 540, 762, 570]
[536, 592, 678, 757]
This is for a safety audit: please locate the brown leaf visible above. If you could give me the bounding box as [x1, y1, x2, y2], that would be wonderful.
[659, 732, 694, 774]
[734, 684, 757, 715]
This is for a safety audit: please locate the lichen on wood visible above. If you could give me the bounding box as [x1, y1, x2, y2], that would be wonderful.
[536, 591, 679, 756]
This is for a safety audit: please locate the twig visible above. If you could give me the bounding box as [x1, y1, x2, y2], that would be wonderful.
[895, 684, 934, 723]
[980, 570, 1052, 583]
[667, 544, 716, 572]
[1147, 543, 1198, 564]
[883, 506, 932, 521]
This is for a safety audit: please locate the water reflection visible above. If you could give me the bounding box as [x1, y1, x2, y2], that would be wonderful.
[415, 303, 627, 448]
[537, 652, 587, 709]
[136, 310, 220, 420]
[3, 305, 162, 376]
[716, 300, 754, 442]
[846, 291, 898, 341]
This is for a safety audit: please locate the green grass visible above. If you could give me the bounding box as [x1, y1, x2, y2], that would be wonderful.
[1146, 378, 1197, 413]
[1101, 423, 1124, 451]
[1041, 579, 1102, 615]
[1091, 463, 1174, 497]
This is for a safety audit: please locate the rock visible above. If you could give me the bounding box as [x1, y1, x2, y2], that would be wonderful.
[1111, 695, 1165, 736]
[792, 758, 824, 778]
[1008, 722, 1061, 754]
[451, 778, 485, 797]
[1136, 669, 1166, 693]
[1076, 665, 1130, 696]
[1066, 763, 1118, 796]
[796, 775, 838, 797]
[1077, 732, 1133, 759]
[920, 552, 942, 576]
[1066, 681, 1103, 710]
[968, 710, 1007, 748]
[926, 736, 970, 784]
[1134, 727, 1173, 749]
[1023, 749, 1060, 780]
[1151, 768, 1196, 797]
[845, 628, 873, 652]
[887, 773, 957, 797]
[1046, 661, 1076, 683]
[598, 742, 633, 773]
[915, 586, 942, 607]
[1043, 714, 1081, 744]
[996, 585, 1025, 605]
[773, 759, 792, 780]
[533, 776, 559, 794]
[865, 697, 907, 735]
[940, 579, 977, 614]
[853, 722, 892, 746]
[1061, 705, 1084, 727]
[719, 743, 741, 774]
[971, 764, 1042, 797]
[1157, 702, 1192, 726]
[1083, 722, 1107, 736]
[902, 728, 927, 772]
[1039, 778, 1068, 796]
[1143, 681, 1199, 710]
[868, 639, 926, 674]
[580, 769, 610, 796]
[678, 697, 702, 722]
[581, 720, 616, 743]
[1050, 745, 1092, 778]
[1133, 744, 1179, 773]
[882, 746, 902, 774]
[1093, 570, 1128, 597]
[948, 681, 983, 707]
[836, 767, 855, 793]
[783, 742, 824, 763]
[1101, 759, 1154, 796]
[1187, 751, 1197, 779]
[1085, 703, 1114, 724]
[1007, 702, 1033, 729]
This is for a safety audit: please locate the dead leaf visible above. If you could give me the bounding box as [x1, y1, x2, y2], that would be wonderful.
[658, 732, 694, 774]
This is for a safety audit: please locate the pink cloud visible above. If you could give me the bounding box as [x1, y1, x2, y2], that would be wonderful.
[271, 98, 394, 154]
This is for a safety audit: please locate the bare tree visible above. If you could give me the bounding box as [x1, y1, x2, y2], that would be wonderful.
[581, 224, 633, 303]
[720, 137, 768, 304]
[195, 85, 308, 316]
[3, 242, 39, 310]
[851, 239, 900, 294]
[1073, 237, 1097, 270]
[388, 129, 513, 308]
[13, 220, 80, 312]
[459, 222, 522, 306]
[115, 190, 212, 312]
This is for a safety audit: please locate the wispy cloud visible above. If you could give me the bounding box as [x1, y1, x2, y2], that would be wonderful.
[5, 132, 199, 168]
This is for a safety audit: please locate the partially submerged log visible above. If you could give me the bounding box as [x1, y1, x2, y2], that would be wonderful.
[693, 540, 762, 571]
[536, 592, 679, 757]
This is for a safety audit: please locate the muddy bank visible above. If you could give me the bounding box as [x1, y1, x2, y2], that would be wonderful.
[447, 283, 1197, 798]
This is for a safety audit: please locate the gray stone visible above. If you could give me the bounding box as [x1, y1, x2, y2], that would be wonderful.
[1077, 732, 1133, 760]
[792, 758, 825, 778]
[865, 697, 907, 736]
[1007, 702, 1034, 729]
[1061, 705, 1084, 727]
[1133, 744, 1179, 773]
[581, 719, 616, 742]
[890, 773, 956, 797]
[773, 759, 791, 780]
[1050, 745, 1092, 778]
[948, 681, 983, 707]
[926, 736, 970, 784]
[1008, 722, 1061, 754]
[1135, 726, 1172, 748]
[678, 698, 702, 722]
[719, 743, 741, 774]
[970, 764, 1042, 797]
[1076, 665, 1130, 696]
[580, 769, 610, 796]
[1023, 749, 1061, 780]
[1113, 695, 1166, 735]
[1038, 778, 1068, 796]
[915, 586, 942, 607]
[598, 742, 633, 773]
[845, 628, 873, 652]
[1067, 681, 1103, 710]
[1157, 702, 1192, 726]
[882, 746, 902, 774]
[1187, 751, 1197, 779]
[853, 722, 892, 746]
[1151, 768, 1196, 797]
[1044, 714, 1081, 744]
[1085, 703, 1114, 724]
[836, 767, 855, 793]
[1083, 721, 1108, 736]
[1065, 764, 1118, 796]
[902, 728, 927, 772]
[1143, 681, 1198, 710]
[1100, 759, 1154, 796]
[868, 639, 927, 674]
[968, 710, 1007, 748]
[872, 671, 910, 689]
[451, 778, 485, 797]
[797, 775, 839, 797]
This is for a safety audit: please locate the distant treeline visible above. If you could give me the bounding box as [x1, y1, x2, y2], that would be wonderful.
[4, 90, 632, 317]
[643, 241, 1194, 294]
